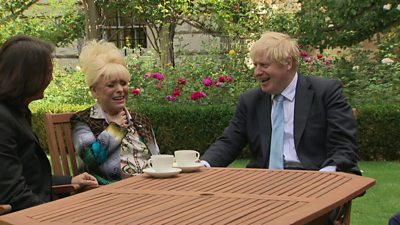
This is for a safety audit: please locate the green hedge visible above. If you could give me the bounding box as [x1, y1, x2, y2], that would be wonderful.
[133, 104, 243, 155]
[356, 104, 400, 160]
[30, 103, 400, 161]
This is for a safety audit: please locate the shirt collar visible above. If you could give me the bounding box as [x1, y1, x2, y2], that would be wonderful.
[271, 72, 298, 102]
[90, 103, 132, 123]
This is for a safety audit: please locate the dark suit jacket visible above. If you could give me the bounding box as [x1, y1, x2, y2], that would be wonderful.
[202, 74, 360, 174]
[0, 102, 71, 212]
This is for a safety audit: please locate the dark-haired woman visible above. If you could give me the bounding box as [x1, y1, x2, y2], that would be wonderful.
[0, 35, 98, 212]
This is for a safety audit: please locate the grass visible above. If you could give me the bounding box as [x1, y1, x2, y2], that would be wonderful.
[228, 160, 400, 225]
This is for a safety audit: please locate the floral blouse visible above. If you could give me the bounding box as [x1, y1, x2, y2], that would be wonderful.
[71, 104, 160, 184]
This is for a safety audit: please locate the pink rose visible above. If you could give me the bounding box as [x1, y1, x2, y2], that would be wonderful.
[131, 88, 140, 95]
[300, 50, 308, 58]
[165, 95, 177, 102]
[191, 91, 207, 100]
[215, 81, 223, 87]
[225, 76, 233, 82]
[202, 77, 213, 86]
[144, 72, 151, 78]
[152, 72, 165, 81]
[304, 56, 312, 63]
[325, 60, 332, 65]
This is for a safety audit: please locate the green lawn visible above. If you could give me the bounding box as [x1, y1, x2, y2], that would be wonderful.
[228, 160, 400, 225]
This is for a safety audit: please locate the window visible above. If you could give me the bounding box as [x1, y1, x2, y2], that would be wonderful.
[98, 12, 147, 49]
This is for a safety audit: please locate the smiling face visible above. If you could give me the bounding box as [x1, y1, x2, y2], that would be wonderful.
[249, 32, 299, 95]
[252, 56, 295, 95]
[91, 74, 129, 115]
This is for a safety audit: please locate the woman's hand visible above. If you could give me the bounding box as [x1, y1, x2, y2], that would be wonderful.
[71, 172, 98, 188]
[107, 110, 128, 127]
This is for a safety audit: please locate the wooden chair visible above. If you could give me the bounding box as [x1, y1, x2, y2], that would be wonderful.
[44, 112, 79, 177]
[44, 112, 97, 197]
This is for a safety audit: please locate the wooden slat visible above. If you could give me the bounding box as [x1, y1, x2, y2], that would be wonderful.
[63, 123, 79, 176]
[54, 124, 70, 176]
[45, 113, 62, 176]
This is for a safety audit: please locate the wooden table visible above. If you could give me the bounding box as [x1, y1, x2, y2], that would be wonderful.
[0, 168, 375, 225]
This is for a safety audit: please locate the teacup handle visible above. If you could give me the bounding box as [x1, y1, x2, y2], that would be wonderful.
[147, 159, 153, 168]
[195, 151, 200, 162]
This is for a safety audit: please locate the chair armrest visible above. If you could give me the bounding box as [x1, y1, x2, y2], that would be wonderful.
[52, 184, 80, 195]
[52, 184, 99, 196]
[0, 204, 12, 215]
[80, 185, 100, 192]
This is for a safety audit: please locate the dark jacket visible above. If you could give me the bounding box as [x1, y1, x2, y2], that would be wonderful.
[202, 74, 361, 175]
[0, 102, 70, 212]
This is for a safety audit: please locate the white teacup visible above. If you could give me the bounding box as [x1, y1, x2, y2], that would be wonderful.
[174, 150, 200, 166]
[147, 155, 174, 172]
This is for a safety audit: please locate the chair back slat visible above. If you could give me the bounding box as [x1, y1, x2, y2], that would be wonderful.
[63, 122, 79, 176]
[44, 113, 78, 176]
[55, 124, 70, 175]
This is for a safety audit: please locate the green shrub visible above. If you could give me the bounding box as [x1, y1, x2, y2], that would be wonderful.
[42, 63, 94, 105]
[30, 103, 400, 161]
[357, 104, 400, 160]
[132, 103, 236, 155]
[297, 46, 400, 107]
[126, 46, 257, 107]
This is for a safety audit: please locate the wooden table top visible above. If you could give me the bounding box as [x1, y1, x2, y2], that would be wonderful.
[0, 168, 375, 225]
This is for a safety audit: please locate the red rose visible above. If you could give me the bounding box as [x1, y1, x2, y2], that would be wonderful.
[172, 88, 181, 97]
[178, 77, 187, 85]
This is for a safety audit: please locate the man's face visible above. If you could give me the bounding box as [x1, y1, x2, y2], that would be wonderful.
[252, 57, 294, 95]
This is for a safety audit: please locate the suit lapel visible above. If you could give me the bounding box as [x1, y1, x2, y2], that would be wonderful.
[294, 75, 313, 150]
[256, 89, 272, 165]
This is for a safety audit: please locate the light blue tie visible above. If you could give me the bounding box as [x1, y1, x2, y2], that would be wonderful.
[269, 94, 284, 169]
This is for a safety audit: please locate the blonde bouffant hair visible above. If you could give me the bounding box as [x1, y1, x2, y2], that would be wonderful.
[250, 31, 300, 68]
[79, 40, 130, 87]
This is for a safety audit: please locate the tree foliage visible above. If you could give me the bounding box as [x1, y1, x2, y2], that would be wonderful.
[0, 0, 84, 46]
[297, 0, 400, 50]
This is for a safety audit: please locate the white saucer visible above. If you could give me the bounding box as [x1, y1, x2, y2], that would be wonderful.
[143, 168, 182, 178]
[173, 162, 203, 172]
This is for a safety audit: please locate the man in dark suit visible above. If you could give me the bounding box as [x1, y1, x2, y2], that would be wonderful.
[201, 31, 360, 175]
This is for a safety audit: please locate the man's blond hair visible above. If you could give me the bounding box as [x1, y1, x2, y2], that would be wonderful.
[79, 40, 130, 87]
[250, 31, 299, 68]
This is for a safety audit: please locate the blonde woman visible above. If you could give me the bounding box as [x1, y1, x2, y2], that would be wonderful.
[71, 40, 159, 184]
